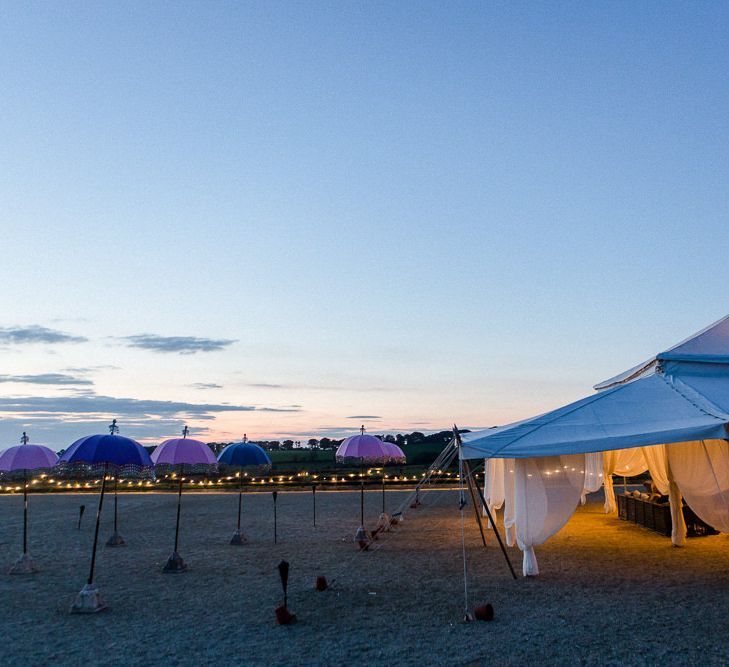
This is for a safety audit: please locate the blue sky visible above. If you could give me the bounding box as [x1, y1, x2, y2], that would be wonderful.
[1, 2, 729, 446]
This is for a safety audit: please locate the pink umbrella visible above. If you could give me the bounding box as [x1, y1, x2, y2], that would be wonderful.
[336, 430, 389, 464]
[335, 427, 388, 547]
[382, 442, 406, 463]
[150, 426, 217, 572]
[0, 432, 58, 574]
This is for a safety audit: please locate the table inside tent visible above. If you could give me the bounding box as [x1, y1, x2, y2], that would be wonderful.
[617, 488, 718, 538]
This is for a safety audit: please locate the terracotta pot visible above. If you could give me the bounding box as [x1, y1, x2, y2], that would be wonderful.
[473, 603, 494, 622]
[275, 605, 296, 625]
[315, 576, 328, 591]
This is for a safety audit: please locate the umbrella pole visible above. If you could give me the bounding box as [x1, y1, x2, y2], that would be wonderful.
[70, 463, 109, 612]
[229, 473, 246, 545]
[174, 476, 183, 553]
[113, 478, 118, 533]
[382, 470, 386, 514]
[312, 484, 316, 528]
[9, 469, 38, 575]
[23, 471, 28, 555]
[360, 462, 365, 526]
[88, 463, 108, 586]
[273, 492, 278, 544]
[163, 472, 188, 572]
[353, 459, 370, 549]
[237, 474, 242, 532]
[106, 475, 125, 546]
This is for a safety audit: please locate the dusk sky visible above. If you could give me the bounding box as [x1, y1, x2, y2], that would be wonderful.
[2, 2, 729, 447]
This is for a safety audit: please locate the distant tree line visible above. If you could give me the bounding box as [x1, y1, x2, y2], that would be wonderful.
[208, 429, 468, 454]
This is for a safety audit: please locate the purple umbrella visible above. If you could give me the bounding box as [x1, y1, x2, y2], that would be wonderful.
[336, 430, 390, 464]
[382, 442, 406, 463]
[335, 426, 388, 546]
[150, 426, 217, 572]
[0, 432, 58, 574]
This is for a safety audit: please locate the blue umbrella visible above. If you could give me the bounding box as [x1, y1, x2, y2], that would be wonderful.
[217, 435, 271, 544]
[60, 420, 152, 613]
[63, 420, 151, 547]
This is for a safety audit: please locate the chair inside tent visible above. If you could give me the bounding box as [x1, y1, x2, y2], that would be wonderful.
[461, 315, 729, 576]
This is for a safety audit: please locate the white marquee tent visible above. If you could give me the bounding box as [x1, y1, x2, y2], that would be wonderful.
[461, 315, 729, 576]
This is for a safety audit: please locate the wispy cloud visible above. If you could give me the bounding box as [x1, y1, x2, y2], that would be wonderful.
[189, 382, 223, 390]
[244, 382, 404, 392]
[346, 415, 382, 420]
[64, 365, 120, 373]
[120, 334, 237, 354]
[0, 394, 255, 419]
[0, 392, 302, 446]
[0, 393, 302, 419]
[0, 373, 93, 386]
[0, 325, 87, 345]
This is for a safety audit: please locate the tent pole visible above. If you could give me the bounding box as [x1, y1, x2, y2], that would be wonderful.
[462, 462, 488, 549]
[458, 451, 471, 620]
[454, 426, 517, 580]
[464, 460, 518, 580]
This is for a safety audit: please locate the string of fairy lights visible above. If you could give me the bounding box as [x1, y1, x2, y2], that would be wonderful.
[0, 468, 470, 494]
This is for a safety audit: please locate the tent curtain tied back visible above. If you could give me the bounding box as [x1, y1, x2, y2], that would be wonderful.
[480, 440, 729, 574]
[470, 317, 729, 573]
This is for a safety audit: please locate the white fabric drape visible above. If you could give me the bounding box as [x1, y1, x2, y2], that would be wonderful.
[668, 440, 729, 533]
[639, 444, 685, 546]
[602, 447, 648, 513]
[472, 440, 729, 573]
[581, 452, 604, 504]
[503, 458, 516, 547]
[483, 458, 505, 525]
[514, 454, 585, 576]
[640, 444, 669, 494]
